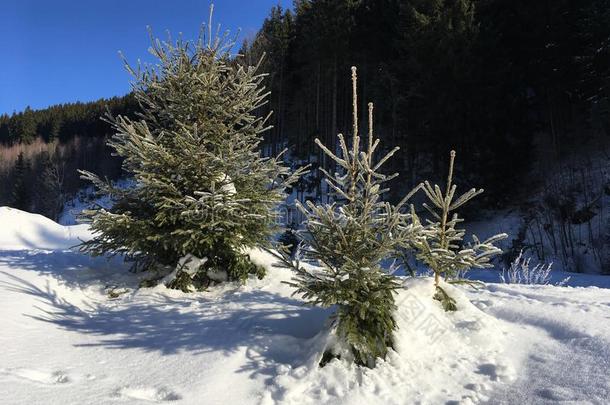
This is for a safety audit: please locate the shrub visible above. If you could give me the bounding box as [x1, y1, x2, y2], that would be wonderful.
[500, 250, 570, 286]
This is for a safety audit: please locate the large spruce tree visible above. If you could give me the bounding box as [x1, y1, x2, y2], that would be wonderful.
[79, 17, 303, 289]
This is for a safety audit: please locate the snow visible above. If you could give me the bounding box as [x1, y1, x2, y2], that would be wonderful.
[216, 173, 237, 196]
[267, 279, 517, 405]
[1, 208, 609, 404]
[0, 207, 92, 250]
[161, 255, 210, 290]
[467, 283, 610, 403]
[58, 178, 135, 226]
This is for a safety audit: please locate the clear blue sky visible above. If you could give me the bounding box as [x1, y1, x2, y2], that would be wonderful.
[0, 0, 292, 115]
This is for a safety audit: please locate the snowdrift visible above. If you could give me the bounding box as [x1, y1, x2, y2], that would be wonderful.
[266, 278, 515, 405]
[0, 209, 609, 404]
[0, 207, 92, 250]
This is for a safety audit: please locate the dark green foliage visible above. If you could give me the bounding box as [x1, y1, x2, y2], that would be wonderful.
[166, 250, 266, 293]
[239, 5, 295, 155]
[433, 286, 457, 312]
[37, 152, 65, 221]
[240, 0, 610, 206]
[302, 264, 400, 366]
[11, 152, 31, 211]
[277, 226, 299, 258]
[79, 21, 303, 287]
[0, 95, 138, 145]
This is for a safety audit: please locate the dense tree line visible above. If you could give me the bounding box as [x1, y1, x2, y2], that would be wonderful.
[241, 0, 610, 205]
[0, 95, 138, 145]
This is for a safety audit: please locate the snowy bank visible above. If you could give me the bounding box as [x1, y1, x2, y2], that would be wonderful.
[0, 210, 609, 404]
[0, 207, 92, 251]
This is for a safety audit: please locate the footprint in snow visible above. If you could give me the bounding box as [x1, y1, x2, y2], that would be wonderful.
[455, 320, 483, 331]
[475, 363, 515, 383]
[536, 386, 575, 401]
[114, 386, 182, 402]
[0, 367, 71, 385]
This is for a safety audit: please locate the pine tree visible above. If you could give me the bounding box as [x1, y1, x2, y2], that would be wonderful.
[38, 152, 65, 221]
[277, 67, 421, 368]
[79, 11, 304, 290]
[409, 151, 507, 311]
[12, 152, 31, 211]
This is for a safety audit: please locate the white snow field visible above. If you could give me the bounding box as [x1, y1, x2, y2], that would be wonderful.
[1, 208, 609, 404]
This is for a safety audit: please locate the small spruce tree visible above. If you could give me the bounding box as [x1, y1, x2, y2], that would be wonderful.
[409, 151, 507, 311]
[278, 67, 421, 368]
[79, 14, 303, 290]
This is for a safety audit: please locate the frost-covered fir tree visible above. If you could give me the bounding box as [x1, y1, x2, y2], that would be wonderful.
[410, 151, 507, 310]
[278, 67, 421, 368]
[79, 13, 303, 291]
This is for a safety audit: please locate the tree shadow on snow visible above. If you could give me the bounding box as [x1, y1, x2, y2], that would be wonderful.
[0, 250, 132, 289]
[0, 270, 331, 382]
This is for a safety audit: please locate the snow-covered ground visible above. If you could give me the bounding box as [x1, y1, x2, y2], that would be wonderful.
[0, 207, 92, 250]
[1, 208, 609, 404]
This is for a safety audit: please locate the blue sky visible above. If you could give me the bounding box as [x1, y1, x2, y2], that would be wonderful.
[0, 0, 292, 115]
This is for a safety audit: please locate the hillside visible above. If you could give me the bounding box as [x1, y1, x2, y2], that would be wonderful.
[0, 96, 137, 216]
